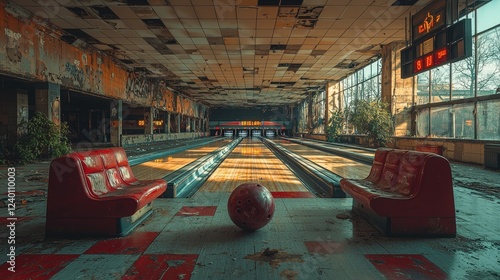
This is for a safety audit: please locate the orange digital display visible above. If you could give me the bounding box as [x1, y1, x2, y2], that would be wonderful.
[417, 11, 443, 36]
[413, 47, 448, 74]
[402, 19, 471, 79]
[137, 120, 164, 127]
[435, 48, 447, 64]
[240, 121, 262, 126]
[412, 0, 446, 42]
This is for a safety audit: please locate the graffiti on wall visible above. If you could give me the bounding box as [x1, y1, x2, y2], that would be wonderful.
[63, 62, 85, 88]
[125, 73, 168, 107]
[4, 28, 22, 63]
[0, 4, 208, 117]
[61, 54, 104, 93]
[51, 97, 60, 126]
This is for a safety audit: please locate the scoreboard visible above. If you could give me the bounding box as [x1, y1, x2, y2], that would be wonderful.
[400, 0, 472, 79]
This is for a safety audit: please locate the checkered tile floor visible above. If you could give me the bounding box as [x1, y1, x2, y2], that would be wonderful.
[1, 190, 499, 279]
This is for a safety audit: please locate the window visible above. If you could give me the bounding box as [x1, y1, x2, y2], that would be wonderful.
[475, 29, 500, 97]
[416, 72, 430, 104]
[324, 58, 382, 135]
[298, 100, 308, 133]
[412, 2, 500, 140]
[477, 0, 500, 33]
[477, 99, 500, 140]
[451, 103, 475, 139]
[416, 108, 429, 137]
[312, 91, 326, 134]
[430, 64, 451, 103]
[430, 106, 452, 137]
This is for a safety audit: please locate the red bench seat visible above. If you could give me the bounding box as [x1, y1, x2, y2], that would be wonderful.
[340, 148, 456, 237]
[46, 147, 167, 236]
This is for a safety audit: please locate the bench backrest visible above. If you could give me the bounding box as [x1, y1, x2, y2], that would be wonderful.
[50, 147, 135, 198]
[113, 148, 138, 184]
[73, 150, 114, 197]
[377, 149, 407, 191]
[365, 148, 392, 183]
[371, 149, 444, 196]
[391, 151, 426, 195]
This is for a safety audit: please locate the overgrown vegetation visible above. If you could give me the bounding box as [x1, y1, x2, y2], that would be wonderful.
[349, 100, 393, 147]
[14, 112, 72, 163]
[326, 109, 345, 142]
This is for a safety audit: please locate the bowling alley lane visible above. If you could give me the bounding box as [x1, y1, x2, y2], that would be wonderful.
[275, 139, 372, 179]
[296, 138, 375, 157]
[197, 138, 309, 193]
[131, 139, 232, 180]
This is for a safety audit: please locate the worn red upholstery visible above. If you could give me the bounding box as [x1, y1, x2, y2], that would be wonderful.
[46, 147, 167, 237]
[340, 148, 456, 237]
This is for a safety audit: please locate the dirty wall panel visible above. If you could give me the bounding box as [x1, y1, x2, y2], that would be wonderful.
[104, 61, 127, 99]
[164, 90, 175, 112]
[176, 95, 181, 114]
[3, 21, 28, 75]
[125, 72, 152, 105]
[0, 3, 207, 115]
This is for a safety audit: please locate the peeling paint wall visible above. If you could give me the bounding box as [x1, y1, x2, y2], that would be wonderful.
[0, 2, 207, 118]
[381, 41, 414, 137]
[121, 132, 209, 147]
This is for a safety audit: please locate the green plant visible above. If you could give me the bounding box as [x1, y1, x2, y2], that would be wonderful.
[326, 109, 344, 142]
[15, 112, 72, 163]
[349, 100, 393, 147]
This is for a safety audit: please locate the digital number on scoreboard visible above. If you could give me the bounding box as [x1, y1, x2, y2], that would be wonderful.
[400, 0, 472, 78]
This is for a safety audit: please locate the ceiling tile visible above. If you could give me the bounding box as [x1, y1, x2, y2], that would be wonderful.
[194, 5, 217, 18]
[180, 19, 201, 29]
[153, 6, 178, 18]
[172, 5, 198, 18]
[16, 0, 403, 107]
[318, 6, 343, 19]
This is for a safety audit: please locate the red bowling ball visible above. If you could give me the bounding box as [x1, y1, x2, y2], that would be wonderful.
[227, 183, 275, 231]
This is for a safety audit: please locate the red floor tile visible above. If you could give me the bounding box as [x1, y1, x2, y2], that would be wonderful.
[85, 232, 159, 255]
[271, 191, 315, 198]
[122, 254, 198, 280]
[365, 254, 447, 280]
[0, 216, 32, 225]
[304, 241, 345, 254]
[0, 254, 78, 279]
[175, 206, 217, 216]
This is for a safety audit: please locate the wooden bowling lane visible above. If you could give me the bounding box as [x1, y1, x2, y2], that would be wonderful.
[131, 139, 232, 180]
[197, 138, 309, 193]
[293, 137, 375, 157]
[276, 139, 371, 179]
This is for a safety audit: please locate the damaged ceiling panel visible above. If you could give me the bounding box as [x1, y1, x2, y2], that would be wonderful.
[6, 0, 436, 107]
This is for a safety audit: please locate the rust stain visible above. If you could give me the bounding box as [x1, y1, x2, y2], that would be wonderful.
[244, 248, 304, 269]
[0, 2, 207, 116]
[280, 269, 300, 280]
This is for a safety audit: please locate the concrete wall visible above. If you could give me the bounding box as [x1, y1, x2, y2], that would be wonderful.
[381, 41, 416, 137]
[0, 2, 207, 119]
[121, 132, 210, 147]
[394, 137, 485, 165]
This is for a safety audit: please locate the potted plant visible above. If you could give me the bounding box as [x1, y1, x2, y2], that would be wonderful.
[349, 99, 393, 147]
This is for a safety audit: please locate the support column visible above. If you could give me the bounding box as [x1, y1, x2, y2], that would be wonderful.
[144, 107, 154, 135]
[187, 116, 191, 132]
[177, 114, 181, 133]
[324, 84, 330, 135]
[1, 88, 28, 146]
[35, 82, 61, 125]
[381, 42, 416, 137]
[165, 112, 170, 134]
[110, 100, 122, 146]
